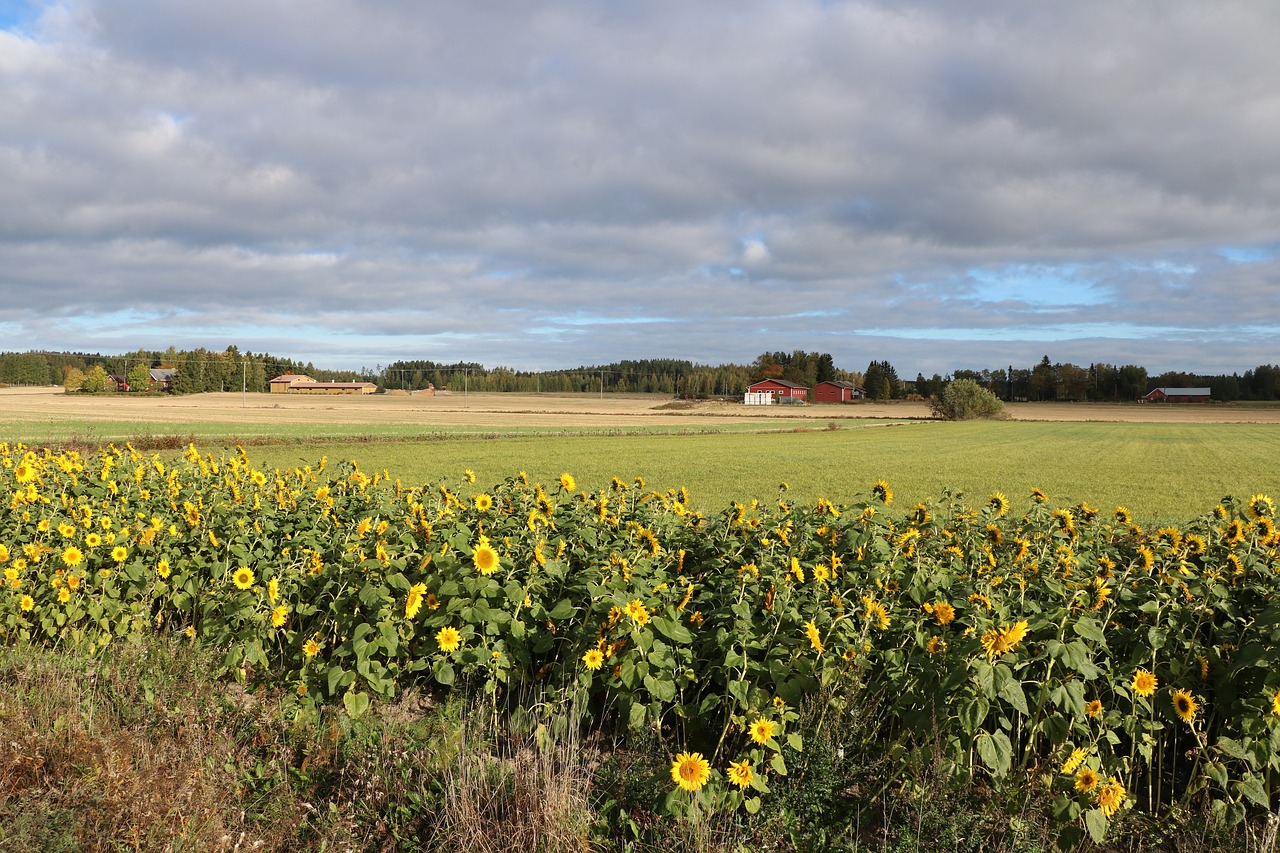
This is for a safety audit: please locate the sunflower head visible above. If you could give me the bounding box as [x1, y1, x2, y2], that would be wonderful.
[726, 759, 754, 789]
[670, 751, 710, 793]
[1171, 688, 1198, 724]
[472, 540, 501, 576]
[871, 479, 893, 505]
[1248, 494, 1275, 521]
[232, 567, 255, 590]
[749, 717, 776, 745]
[988, 492, 1009, 517]
[582, 648, 604, 671]
[1131, 668, 1158, 698]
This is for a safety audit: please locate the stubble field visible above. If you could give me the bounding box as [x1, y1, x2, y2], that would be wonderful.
[2, 386, 1278, 521]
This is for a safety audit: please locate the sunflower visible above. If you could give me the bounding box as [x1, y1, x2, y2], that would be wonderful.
[58, 586, 71, 604]
[988, 492, 1009, 517]
[983, 620, 1029, 657]
[861, 597, 890, 631]
[473, 493, 493, 512]
[1248, 494, 1275, 520]
[271, 605, 288, 628]
[804, 620, 826, 654]
[559, 472, 576, 492]
[157, 558, 171, 579]
[233, 567, 255, 590]
[1086, 699, 1103, 718]
[1030, 487, 1048, 504]
[1052, 508, 1075, 532]
[749, 717, 776, 745]
[1096, 777, 1126, 817]
[1061, 747, 1087, 775]
[19, 594, 34, 612]
[910, 503, 930, 526]
[250, 470, 267, 487]
[1132, 668, 1158, 698]
[1074, 766, 1101, 793]
[985, 523, 1004, 545]
[926, 636, 944, 654]
[670, 751, 710, 793]
[405, 582, 427, 619]
[85, 532, 101, 548]
[57, 522, 76, 538]
[436, 626, 462, 652]
[871, 479, 893, 505]
[267, 577, 279, 604]
[582, 648, 604, 671]
[726, 759, 754, 789]
[1171, 688, 1198, 724]
[1272, 688, 1280, 719]
[472, 539, 501, 576]
[1225, 519, 1246, 545]
[1114, 506, 1132, 525]
[14, 462, 37, 483]
[302, 639, 321, 658]
[62, 546, 84, 568]
[1184, 533, 1207, 556]
[625, 599, 650, 626]
[932, 601, 956, 626]
[111, 545, 128, 563]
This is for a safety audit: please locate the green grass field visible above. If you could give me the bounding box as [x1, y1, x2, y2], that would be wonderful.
[247, 419, 1280, 523]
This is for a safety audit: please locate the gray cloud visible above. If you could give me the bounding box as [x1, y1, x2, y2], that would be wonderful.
[2, 0, 1278, 377]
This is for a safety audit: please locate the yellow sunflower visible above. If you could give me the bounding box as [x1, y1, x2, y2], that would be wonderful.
[559, 472, 576, 492]
[625, 599, 650, 626]
[472, 540, 501, 576]
[988, 492, 1009, 517]
[1031, 487, 1048, 504]
[726, 759, 754, 789]
[302, 639, 321, 658]
[473, 493, 493, 512]
[233, 567, 255, 590]
[1271, 688, 1280, 718]
[1248, 494, 1275, 520]
[670, 751, 710, 793]
[1074, 766, 1100, 793]
[19, 594, 34, 612]
[271, 605, 288, 628]
[932, 601, 956, 626]
[62, 546, 84, 568]
[1086, 699, 1103, 718]
[1132, 668, 1158, 698]
[749, 717, 776, 745]
[1061, 747, 1087, 775]
[436, 626, 462, 652]
[405, 582, 427, 619]
[871, 479, 893, 504]
[1096, 777, 1126, 817]
[805, 620, 826, 654]
[157, 558, 171, 579]
[111, 545, 128, 563]
[582, 648, 604, 671]
[85, 532, 101, 548]
[1171, 688, 1198, 724]
[58, 586, 71, 604]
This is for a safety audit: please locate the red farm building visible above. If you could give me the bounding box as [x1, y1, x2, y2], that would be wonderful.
[1142, 387, 1211, 403]
[814, 380, 864, 403]
[745, 378, 809, 404]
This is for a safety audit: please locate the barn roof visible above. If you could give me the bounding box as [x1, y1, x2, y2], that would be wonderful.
[1151, 387, 1211, 395]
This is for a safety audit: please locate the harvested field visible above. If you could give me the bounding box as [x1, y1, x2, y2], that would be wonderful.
[3, 385, 1277, 436]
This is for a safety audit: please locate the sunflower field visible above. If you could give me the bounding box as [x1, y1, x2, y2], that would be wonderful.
[2, 440, 1280, 848]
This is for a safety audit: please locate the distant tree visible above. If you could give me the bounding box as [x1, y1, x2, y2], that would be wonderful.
[930, 378, 1007, 420]
[1028, 356, 1055, 401]
[83, 365, 109, 393]
[127, 362, 152, 391]
[63, 366, 85, 392]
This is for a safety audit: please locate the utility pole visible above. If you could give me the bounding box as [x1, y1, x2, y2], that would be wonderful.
[600, 370, 604, 401]
[242, 361, 247, 408]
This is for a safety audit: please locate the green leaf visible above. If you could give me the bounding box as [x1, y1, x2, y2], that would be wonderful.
[651, 616, 693, 645]
[1084, 808, 1108, 844]
[787, 732, 803, 752]
[1072, 618, 1105, 644]
[1237, 774, 1268, 807]
[643, 674, 676, 703]
[343, 690, 371, 719]
[548, 599, 575, 620]
[770, 753, 787, 776]
[433, 661, 455, 686]
[999, 678, 1029, 716]
[744, 796, 761, 815]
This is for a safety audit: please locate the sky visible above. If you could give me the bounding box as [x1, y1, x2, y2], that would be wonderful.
[2, 1, 1278, 377]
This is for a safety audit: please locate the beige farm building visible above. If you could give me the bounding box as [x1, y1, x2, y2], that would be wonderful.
[268, 373, 377, 395]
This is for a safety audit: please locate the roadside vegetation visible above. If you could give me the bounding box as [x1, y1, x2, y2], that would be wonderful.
[4, 439, 1280, 850]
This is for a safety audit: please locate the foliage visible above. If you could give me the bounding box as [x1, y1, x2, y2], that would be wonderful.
[3, 441, 1280, 847]
[929, 378, 1008, 420]
[863, 360, 900, 400]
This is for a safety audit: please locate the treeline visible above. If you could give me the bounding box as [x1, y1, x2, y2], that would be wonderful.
[0, 348, 363, 394]
[4, 348, 1279, 402]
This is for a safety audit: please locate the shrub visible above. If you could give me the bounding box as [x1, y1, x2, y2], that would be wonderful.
[929, 378, 1007, 420]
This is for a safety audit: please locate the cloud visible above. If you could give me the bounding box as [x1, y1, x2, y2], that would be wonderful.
[1, 0, 1278, 376]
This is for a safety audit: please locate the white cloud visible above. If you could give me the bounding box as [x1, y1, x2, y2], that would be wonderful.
[0, 0, 1278, 375]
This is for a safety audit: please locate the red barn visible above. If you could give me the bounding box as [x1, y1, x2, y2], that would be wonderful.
[746, 378, 809, 402]
[1143, 387, 1210, 403]
[814, 380, 864, 403]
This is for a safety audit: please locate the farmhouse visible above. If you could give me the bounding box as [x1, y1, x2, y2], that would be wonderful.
[814, 380, 864, 403]
[149, 368, 177, 391]
[268, 373, 377, 395]
[1143, 387, 1211, 403]
[745, 378, 809, 404]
